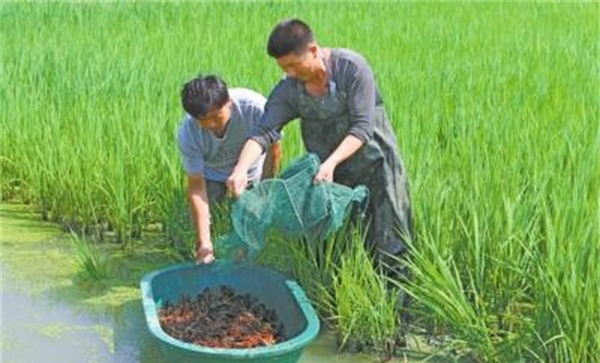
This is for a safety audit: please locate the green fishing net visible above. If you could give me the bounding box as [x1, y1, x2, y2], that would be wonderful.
[219, 154, 368, 259]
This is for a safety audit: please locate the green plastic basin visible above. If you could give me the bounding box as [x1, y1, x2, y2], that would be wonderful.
[140, 261, 320, 363]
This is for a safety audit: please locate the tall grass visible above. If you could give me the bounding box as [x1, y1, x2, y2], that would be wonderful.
[257, 222, 402, 358]
[70, 230, 109, 281]
[1, 3, 598, 362]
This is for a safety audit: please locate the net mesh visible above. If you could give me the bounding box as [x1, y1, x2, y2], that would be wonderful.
[219, 154, 368, 259]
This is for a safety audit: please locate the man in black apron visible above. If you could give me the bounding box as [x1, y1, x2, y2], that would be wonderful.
[229, 17, 412, 296]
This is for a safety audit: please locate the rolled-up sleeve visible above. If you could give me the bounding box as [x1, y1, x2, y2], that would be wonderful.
[250, 79, 298, 151]
[177, 121, 204, 175]
[347, 58, 376, 143]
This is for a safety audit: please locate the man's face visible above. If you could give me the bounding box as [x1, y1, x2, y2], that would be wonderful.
[275, 44, 320, 82]
[196, 100, 232, 135]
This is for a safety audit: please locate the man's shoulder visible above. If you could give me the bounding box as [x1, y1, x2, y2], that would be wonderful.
[333, 48, 371, 71]
[230, 88, 266, 109]
[177, 114, 200, 142]
[178, 113, 195, 131]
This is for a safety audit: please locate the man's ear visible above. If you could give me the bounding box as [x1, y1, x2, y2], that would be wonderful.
[307, 43, 319, 58]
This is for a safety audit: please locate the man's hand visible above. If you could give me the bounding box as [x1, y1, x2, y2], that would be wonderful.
[227, 139, 264, 197]
[196, 241, 215, 264]
[314, 135, 364, 184]
[227, 168, 248, 198]
[314, 159, 336, 184]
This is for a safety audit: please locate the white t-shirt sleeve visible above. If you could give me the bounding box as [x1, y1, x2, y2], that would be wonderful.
[177, 118, 205, 175]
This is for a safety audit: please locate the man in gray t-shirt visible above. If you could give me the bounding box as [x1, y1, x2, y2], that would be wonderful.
[178, 75, 281, 264]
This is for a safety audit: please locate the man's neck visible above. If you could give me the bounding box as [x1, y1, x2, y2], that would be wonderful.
[212, 118, 230, 139]
[309, 47, 330, 86]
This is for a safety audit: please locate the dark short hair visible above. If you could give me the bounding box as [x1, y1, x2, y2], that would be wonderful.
[267, 18, 315, 58]
[181, 75, 229, 119]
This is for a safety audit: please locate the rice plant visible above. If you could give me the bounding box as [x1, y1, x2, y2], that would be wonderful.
[1, 3, 597, 362]
[70, 230, 109, 281]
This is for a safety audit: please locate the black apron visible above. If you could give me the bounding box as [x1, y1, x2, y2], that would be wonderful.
[295, 70, 413, 261]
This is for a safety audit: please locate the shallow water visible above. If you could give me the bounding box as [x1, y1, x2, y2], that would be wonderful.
[1, 264, 399, 363]
[1, 205, 444, 363]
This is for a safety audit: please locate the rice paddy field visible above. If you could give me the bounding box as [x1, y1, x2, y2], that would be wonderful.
[1, 2, 598, 363]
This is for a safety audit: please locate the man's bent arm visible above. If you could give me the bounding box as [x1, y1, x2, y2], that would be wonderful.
[325, 134, 364, 167]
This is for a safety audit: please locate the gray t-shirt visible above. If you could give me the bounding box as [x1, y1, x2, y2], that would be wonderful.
[178, 88, 266, 182]
[249, 48, 383, 150]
